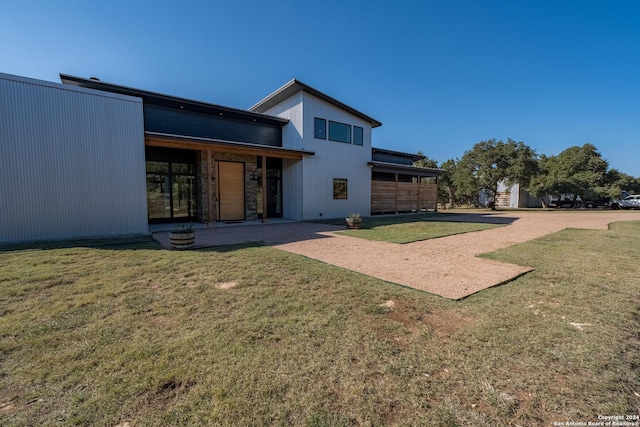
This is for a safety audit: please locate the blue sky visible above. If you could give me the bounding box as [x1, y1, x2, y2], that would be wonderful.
[2, 0, 639, 176]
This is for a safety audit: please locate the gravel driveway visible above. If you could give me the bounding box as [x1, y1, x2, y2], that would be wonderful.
[153, 211, 640, 299]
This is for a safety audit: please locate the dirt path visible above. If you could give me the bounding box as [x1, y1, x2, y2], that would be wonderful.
[153, 211, 640, 299]
[273, 211, 640, 299]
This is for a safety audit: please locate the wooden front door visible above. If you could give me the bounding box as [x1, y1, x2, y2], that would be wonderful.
[217, 161, 245, 221]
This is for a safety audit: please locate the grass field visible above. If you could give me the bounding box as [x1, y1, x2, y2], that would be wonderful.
[339, 221, 502, 243]
[1, 222, 639, 426]
[323, 213, 503, 244]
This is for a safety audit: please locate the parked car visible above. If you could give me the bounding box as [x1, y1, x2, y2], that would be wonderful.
[611, 194, 640, 210]
[583, 198, 611, 208]
[548, 198, 580, 208]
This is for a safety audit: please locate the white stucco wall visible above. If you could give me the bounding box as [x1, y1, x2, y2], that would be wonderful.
[0, 73, 148, 243]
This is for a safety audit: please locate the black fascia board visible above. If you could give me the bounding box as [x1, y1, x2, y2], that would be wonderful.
[368, 160, 443, 176]
[250, 79, 382, 128]
[59, 73, 289, 127]
[372, 147, 426, 162]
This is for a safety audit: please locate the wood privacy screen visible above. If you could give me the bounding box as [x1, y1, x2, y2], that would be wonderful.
[371, 181, 438, 214]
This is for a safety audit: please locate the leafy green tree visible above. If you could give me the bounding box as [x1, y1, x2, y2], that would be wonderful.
[603, 169, 640, 198]
[413, 151, 439, 169]
[452, 154, 481, 206]
[437, 159, 458, 207]
[506, 139, 539, 188]
[543, 143, 609, 202]
[457, 138, 538, 209]
[525, 154, 553, 207]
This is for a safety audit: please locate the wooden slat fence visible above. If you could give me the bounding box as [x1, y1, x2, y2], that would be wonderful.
[371, 181, 438, 214]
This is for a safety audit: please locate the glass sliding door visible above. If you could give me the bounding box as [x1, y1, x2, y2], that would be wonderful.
[266, 168, 282, 218]
[256, 157, 283, 219]
[145, 148, 197, 223]
[171, 164, 196, 219]
[146, 166, 172, 219]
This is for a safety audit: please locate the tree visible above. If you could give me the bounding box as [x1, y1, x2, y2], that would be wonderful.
[543, 144, 609, 202]
[437, 159, 458, 207]
[603, 169, 640, 198]
[413, 151, 439, 169]
[457, 138, 538, 209]
[452, 154, 481, 206]
[526, 154, 553, 207]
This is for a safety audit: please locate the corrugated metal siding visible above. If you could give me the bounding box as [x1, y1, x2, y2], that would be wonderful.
[298, 93, 371, 219]
[263, 92, 304, 149]
[265, 95, 304, 220]
[0, 73, 148, 243]
[282, 159, 302, 220]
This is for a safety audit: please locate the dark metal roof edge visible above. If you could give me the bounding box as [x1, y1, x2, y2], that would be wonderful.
[368, 160, 443, 175]
[372, 147, 426, 161]
[60, 73, 289, 126]
[1, 72, 142, 103]
[250, 79, 382, 128]
[145, 131, 315, 156]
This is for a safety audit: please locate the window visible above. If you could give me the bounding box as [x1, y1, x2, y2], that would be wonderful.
[314, 118, 326, 139]
[333, 178, 348, 199]
[146, 160, 197, 222]
[353, 126, 363, 146]
[329, 121, 351, 143]
[316, 117, 362, 146]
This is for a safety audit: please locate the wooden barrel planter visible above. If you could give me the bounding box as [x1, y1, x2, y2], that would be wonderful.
[169, 230, 195, 249]
[345, 217, 362, 229]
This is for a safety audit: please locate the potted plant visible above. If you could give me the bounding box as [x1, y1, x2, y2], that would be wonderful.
[169, 223, 195, 249]
[345, 213, 362, 229]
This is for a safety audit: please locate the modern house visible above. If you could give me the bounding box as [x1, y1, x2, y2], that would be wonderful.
[0, 72, 440, 244]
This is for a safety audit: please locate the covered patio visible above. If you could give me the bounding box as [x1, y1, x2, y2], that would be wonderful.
[146, 132, 314, 225]
[369, 160, 441, 214]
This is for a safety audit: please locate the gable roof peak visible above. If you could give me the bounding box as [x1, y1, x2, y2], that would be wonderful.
[250, 79, 381, 128]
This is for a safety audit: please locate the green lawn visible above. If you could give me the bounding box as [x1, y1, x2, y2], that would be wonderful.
[339, 221, 502, 243]
[1, 222, 639, 426]
[324, 213, 503, 243]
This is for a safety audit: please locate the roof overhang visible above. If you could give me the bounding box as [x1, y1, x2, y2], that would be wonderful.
[372, 147, 425, 162]
[250, 79, 382, 128]
[145, 132, 314, 160]
[368, 160, 443, 177]
[60, 74, 289, 127]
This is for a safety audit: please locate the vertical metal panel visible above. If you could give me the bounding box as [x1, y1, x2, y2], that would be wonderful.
[261, 92, 303, 149]
[262, 91, 373, 220]
[298, 93, 372, 219]
[260, 93, 305, 219]
[0, 73, 147, 243]
[282, 159, 303, 220]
